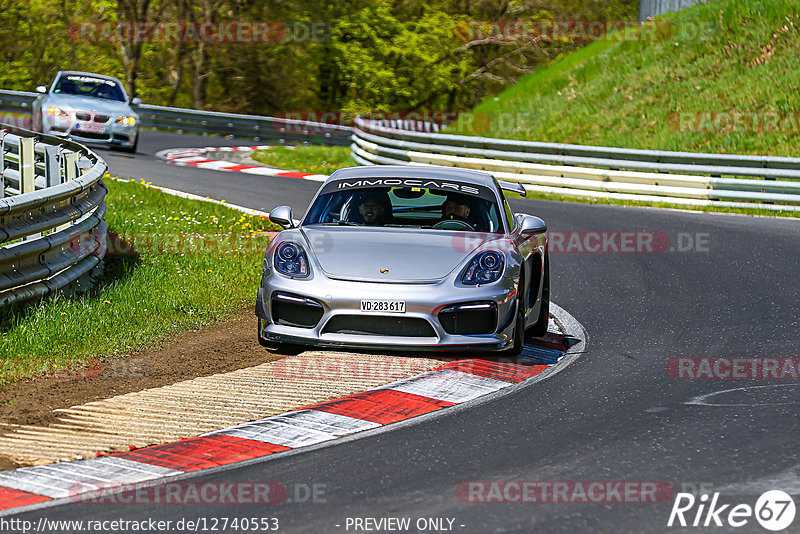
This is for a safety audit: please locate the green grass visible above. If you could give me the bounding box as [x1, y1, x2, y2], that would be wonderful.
[0, 178, 279, 384]
[452, 0, 800, 157]
[251, 145, 357, 175]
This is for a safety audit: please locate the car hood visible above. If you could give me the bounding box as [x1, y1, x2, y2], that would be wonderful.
[301, 226, 492, 282]
[46, 94, 135, 116]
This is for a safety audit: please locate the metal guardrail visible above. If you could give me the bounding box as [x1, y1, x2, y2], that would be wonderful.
[0, 89, 353, 146]
[352, 117, 800, 212]
[139, 104, 353, 145]
[0, 128, 107, 307]
[638, 0, 712, 21]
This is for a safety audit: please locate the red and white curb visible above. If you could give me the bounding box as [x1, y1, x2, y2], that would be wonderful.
[0, 305, 584, 516]
[157, 146, 327, 182]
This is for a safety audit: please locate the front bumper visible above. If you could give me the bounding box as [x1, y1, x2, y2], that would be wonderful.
[43, 115, 138, 148]
[256, 272, 518, 352]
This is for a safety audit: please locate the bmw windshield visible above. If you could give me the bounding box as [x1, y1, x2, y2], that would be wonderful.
[54, 74, 126, 102]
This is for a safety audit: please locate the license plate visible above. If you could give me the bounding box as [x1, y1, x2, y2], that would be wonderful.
[360, 300, 406, 313]
[75, 122, 104, 132]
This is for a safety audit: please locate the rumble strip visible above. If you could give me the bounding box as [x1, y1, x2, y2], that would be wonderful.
[0, 313, 580, 515]
[157, 146, 327, 181]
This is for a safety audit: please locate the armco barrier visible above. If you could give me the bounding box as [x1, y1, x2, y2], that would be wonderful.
[0, 89, 353, 146]
[638, 0, 713, 21]
[0, 128, 107, 307]
[7, 88, 798, 211]
[351, 117, 800, 212]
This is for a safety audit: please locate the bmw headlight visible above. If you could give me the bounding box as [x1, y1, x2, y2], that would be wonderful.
[461, 251, 504, 285]
[47, 106, 69, 117]
[116, 116, 137, 126]
[274, 242, 309, 278]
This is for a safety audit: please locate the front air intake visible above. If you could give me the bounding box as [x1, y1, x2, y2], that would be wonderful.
[271, 292, 324, 328]
[322, 315, 436, 337]
[438, 302, 497, 335]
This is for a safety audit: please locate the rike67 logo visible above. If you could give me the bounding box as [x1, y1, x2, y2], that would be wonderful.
[668, 490, 795, 531]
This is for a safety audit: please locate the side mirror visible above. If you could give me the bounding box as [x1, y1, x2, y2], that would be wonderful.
[130, 97, 142, 106]
[519, 215, 547, 235]
[35, 86, 47, 94]
[269, 206, 294, 229]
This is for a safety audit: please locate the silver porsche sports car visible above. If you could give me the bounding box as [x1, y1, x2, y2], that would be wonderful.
[32, 71, 141, 152]
[256, 166, 549, 354]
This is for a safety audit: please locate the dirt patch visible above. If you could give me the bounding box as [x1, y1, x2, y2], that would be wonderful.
[0, 309, 280, 429]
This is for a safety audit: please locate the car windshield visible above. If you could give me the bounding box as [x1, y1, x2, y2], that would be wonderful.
[303, 184, 505, 233]
[53, 75, 126, 102]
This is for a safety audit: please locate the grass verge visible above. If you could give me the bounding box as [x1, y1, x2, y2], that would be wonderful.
[251, 145, 357, 175]
[452, 0, 800, 157]
[0, 178, 278, 385]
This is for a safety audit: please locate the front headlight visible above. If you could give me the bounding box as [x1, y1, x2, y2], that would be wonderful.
[461, 251, 504, 285]
[116, 116, 137, 126]
[274, 242, 310, 278]
[47, 106, 69, 117]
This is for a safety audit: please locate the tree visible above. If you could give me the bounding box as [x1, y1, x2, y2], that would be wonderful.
[116, 0, 162, 99]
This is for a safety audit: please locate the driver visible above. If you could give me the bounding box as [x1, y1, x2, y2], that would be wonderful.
[439, 193, 472, 223]
[353, 190, 392, 225]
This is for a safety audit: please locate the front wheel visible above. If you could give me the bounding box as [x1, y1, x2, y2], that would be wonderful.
[507, 272, 527, 356]
[529, 254, 550, 337]
[120, 134, 138, 153]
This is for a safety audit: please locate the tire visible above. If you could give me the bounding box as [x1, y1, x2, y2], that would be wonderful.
[120, 134, 138, 153]
[508, 299, 526, 356]
[530, 253, 550, 337]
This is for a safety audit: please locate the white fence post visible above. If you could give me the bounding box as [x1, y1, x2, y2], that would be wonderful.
[19, 137, 35, 194]
[0, 133, 4, 199]
[63, 151, 78, 181]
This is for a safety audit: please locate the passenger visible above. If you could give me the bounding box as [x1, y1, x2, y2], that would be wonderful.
[439, 193, 472, 223]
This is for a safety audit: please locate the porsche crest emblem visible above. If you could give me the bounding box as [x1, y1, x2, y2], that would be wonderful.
[380, 268, 389, 274]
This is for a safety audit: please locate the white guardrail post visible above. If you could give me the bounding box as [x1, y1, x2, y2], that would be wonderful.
[0, 127, 108, 307]
[18, 137, 34, 195]
[351, 116, 800, 213]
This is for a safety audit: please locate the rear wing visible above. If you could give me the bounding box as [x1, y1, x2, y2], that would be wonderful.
[498, 180, 526, 197]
